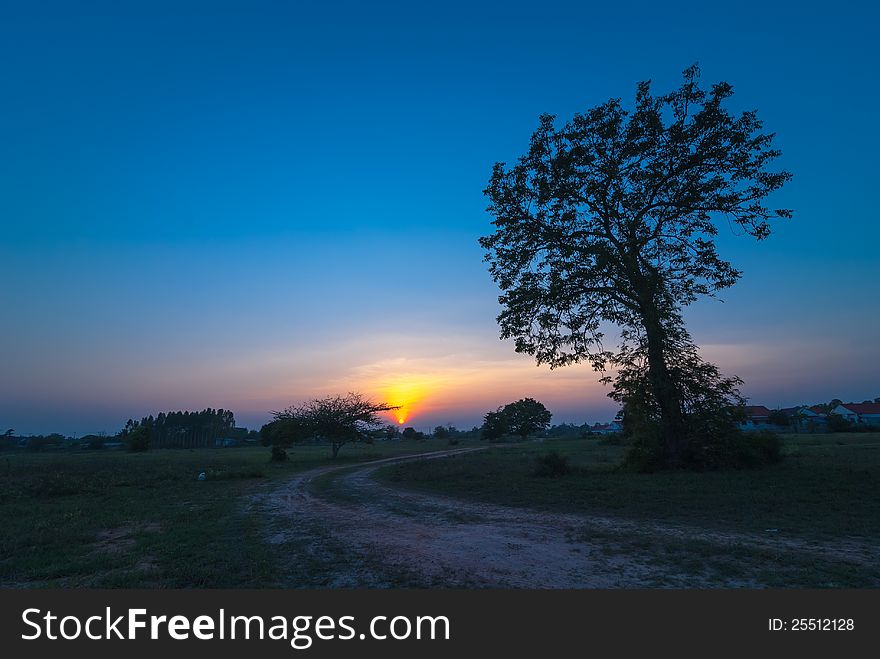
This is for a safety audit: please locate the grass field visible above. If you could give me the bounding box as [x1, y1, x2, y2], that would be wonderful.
[3, 433, 878, 588]
[373, 433, 880, 587]
[0, 441, 451, 587]
[377, 433, 880, 541]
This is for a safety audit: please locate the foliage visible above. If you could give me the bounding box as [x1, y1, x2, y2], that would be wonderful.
[124, 425, 151, 453]
[767, 409, 791, 427]
[481, 409, 509, 441]
[532, 451, 571, 477]
[546, 423, 589, 438]
[607, 319, 754, 470]
[432, 425, 455, 439]
[122, 408, 236, 449]
[481, 65, 791, 470]
[503, 398, 553, 439]
[401, 427, 426, 440]
[270, 445, 289, 462]
[827, 413, 853, 433]
[82, 435, 106, 450]
[24, 434, 65, 451]
[481, 398, 552, 441]
[260, 417, 308, 448]
[269, 392, 397, 458]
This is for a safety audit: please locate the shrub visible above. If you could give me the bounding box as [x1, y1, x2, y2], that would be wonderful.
[84, 436, 105, 450]
[827, 413, 853, 433]
[622, 422, 783, 472]
[125, 426, 150, 453]
[533, 451, 570, 477]
[401, 427, 425, 440]
[732, 431, 783, 468]
[270, 445, 289, 462]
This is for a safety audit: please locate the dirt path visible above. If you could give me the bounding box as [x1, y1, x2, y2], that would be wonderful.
[259, 448, 880, 588]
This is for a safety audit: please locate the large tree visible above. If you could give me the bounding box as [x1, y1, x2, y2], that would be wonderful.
[481, 66, 791, 468]
[481, 398, 552, 441]
[502, 398, 552, 440]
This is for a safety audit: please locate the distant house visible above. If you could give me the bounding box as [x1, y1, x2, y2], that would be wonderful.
[831, 403, 880, 427]
[590, 421, 622, 435]
[793, 406, 829, 432]
[741, 405, 773, 429]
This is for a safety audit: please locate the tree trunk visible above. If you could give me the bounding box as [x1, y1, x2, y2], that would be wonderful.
[331, 442, 341, 458]
[630, 259, 686, 468]
[641, 307, 686, 467]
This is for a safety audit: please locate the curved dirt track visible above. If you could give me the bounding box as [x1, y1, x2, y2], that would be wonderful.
[259, 448, 880, 588]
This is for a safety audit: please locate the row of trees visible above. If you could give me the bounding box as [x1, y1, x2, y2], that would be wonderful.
[258, 393, 558, 460]
[121, 408, 238, 451]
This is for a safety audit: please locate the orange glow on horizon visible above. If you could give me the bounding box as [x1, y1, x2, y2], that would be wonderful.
[380, 379, 432, 427]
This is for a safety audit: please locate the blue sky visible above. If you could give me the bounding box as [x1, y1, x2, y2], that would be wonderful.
[1, 1, 878, 434]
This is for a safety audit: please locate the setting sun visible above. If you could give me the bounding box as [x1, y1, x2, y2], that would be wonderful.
[380, 379, 432, 427]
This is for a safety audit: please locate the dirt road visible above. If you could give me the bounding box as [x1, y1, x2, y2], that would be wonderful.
[259, 448, 879, 588]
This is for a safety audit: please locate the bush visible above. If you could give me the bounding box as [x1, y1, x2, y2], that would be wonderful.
[24, 435, 64, 452]
[733, 431, 783, 467]
[447, 437, 460, 446]
[401, 427, 426, 440]
[623, 425, 783, 472]
[533, 451, 570, 477]
[125, 427, 150, 453]
[84, 436, 105, 450]
[270, 445, 289, 462]
[827, 413, 853, 433]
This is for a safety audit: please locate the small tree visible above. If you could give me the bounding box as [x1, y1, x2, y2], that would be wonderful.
[481, 398, 553, 441]
[260, 417, 308, 461]
[401, 427, 425, 440]
[270, 392, 397, 458]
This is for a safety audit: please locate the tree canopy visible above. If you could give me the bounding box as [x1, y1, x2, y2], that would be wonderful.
[265, 392, 397, 458]
[481, 398, 553, 441]
[121, 408, 236, 449]
[481, 65, 791, 469]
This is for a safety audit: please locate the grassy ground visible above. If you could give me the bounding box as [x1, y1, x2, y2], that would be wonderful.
[0, 440, 451, 587]
[374, 433, 880, 587]
[5, 433, 877, 588]
[377, 433, 880, 542]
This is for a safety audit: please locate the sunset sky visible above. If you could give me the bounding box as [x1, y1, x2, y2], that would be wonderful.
[2, 1, 878, 435]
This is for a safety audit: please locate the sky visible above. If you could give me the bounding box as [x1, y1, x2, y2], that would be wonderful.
[1, 0, 878, 435]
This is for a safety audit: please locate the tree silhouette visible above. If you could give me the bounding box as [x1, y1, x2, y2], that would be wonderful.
[269, 392, 397, 458]
[502, 398, 552, 439]
[481, 398, 552, 441]
[481, 65, 791, 468]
